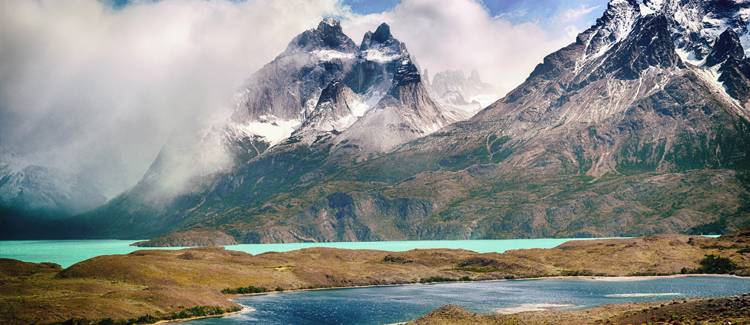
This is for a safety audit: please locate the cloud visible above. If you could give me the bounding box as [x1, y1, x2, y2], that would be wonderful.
[556, 5, 600, 23]
[0, 0, 601, 199]
[340, 0, 584, 94]
[0, 0, 341, 197]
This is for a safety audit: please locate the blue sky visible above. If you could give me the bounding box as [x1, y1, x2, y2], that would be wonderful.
[345, 0, 609, 27]
[109, 0, 609, 30]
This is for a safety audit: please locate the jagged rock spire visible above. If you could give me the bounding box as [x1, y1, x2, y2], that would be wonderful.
[707, 29, 746, 66]
[361, 23, 398, 50]
[286, 18, 357, 53]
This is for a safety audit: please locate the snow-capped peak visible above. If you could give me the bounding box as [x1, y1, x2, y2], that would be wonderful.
[321, 17, 339, 27]
[580, 0, 640, 60]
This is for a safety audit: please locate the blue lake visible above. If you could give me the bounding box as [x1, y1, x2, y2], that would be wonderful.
[190, 276, 750, 325]
[0, 238, 611, 268]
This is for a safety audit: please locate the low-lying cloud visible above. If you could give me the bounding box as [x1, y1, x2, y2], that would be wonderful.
[0, 0, 600, 199]
[341, 0, 580, 93]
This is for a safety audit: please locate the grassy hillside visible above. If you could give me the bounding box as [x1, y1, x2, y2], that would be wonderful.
[2, 232, 750, 324]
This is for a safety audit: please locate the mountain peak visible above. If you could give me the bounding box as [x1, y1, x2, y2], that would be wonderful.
[361, 22, 399, 51]
[372, 23, 392, 43]
[286, 18, 356, 53]
[319, 17, 340, 28]
[706, 29, 745, 66]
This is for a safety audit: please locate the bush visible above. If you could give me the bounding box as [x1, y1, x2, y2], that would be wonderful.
[419, 276, 455, 283]
[221, 285, 268, 294]
[696, 255, 737, 274]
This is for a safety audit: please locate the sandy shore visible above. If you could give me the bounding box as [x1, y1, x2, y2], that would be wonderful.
[154, 305, 253, 324]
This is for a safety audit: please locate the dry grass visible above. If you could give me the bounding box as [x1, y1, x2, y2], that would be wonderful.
[1, 233, 749, 324]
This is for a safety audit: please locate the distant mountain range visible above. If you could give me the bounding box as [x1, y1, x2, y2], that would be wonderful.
[0, 152, 105, 239]
[4, 0, 750, 243]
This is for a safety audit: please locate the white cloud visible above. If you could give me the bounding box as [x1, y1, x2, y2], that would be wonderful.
[0, 0, 596, 199]
[0, 0, 341, 197]
[557, 5, 600, 23]
[340, 0, 579, 94]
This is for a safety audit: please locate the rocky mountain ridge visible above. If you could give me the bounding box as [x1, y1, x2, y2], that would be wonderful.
[56, 0, 750, 243]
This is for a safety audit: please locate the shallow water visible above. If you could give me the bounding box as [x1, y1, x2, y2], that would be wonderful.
[0, 238, 608, 268]
[190, 276, 750, 325]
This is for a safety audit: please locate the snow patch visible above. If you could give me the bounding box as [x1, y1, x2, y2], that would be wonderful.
[675, 48, 706, 66]
[229, 116, 301, 146]
[312, 50, 354, 62]
[639, 0, 664, 16]
[362, 49, 401, 63]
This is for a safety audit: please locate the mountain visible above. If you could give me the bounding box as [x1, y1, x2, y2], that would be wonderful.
[77, 19, 463, 239]
[85, 0, 750, 243]
[427, 69, 499, 119]
[0, 153, 106, 239]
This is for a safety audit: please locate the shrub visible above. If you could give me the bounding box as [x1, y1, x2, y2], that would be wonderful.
[221, 285, 268, 294]
[696, 255, 737, 274]
[419, 276, 455, 283]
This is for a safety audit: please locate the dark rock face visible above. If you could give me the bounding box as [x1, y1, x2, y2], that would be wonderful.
[720, 57, 750, 102]
[360, 23, 397, 51]
[589, 15, 683, 81]
[288, 18, 357, 53]
[391, 57, 421, 89]
[706, 29, 745, 66]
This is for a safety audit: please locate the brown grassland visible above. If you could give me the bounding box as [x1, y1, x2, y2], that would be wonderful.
[1, 231, 750, 324]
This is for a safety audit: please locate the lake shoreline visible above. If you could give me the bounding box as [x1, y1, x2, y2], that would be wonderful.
[227, 272, 750, 299]
[213, 276, 750, 325]
[213, 273, 750, 323]
[0, 236, 625, 268]
[2, 232, 749, 324]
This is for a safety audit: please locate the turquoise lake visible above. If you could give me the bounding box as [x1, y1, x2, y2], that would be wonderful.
[0, 238, 611, 268]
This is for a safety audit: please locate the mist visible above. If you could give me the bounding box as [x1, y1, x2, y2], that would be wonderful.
[0, 0, 600, 199]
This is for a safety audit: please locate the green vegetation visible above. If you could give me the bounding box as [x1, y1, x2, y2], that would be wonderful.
[417, 275, 473, 282]
[221, 285, 268, 294]
[696, 255, 737, 274]
[419, 276, 457, 283]
[165, 306, 234, 321]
